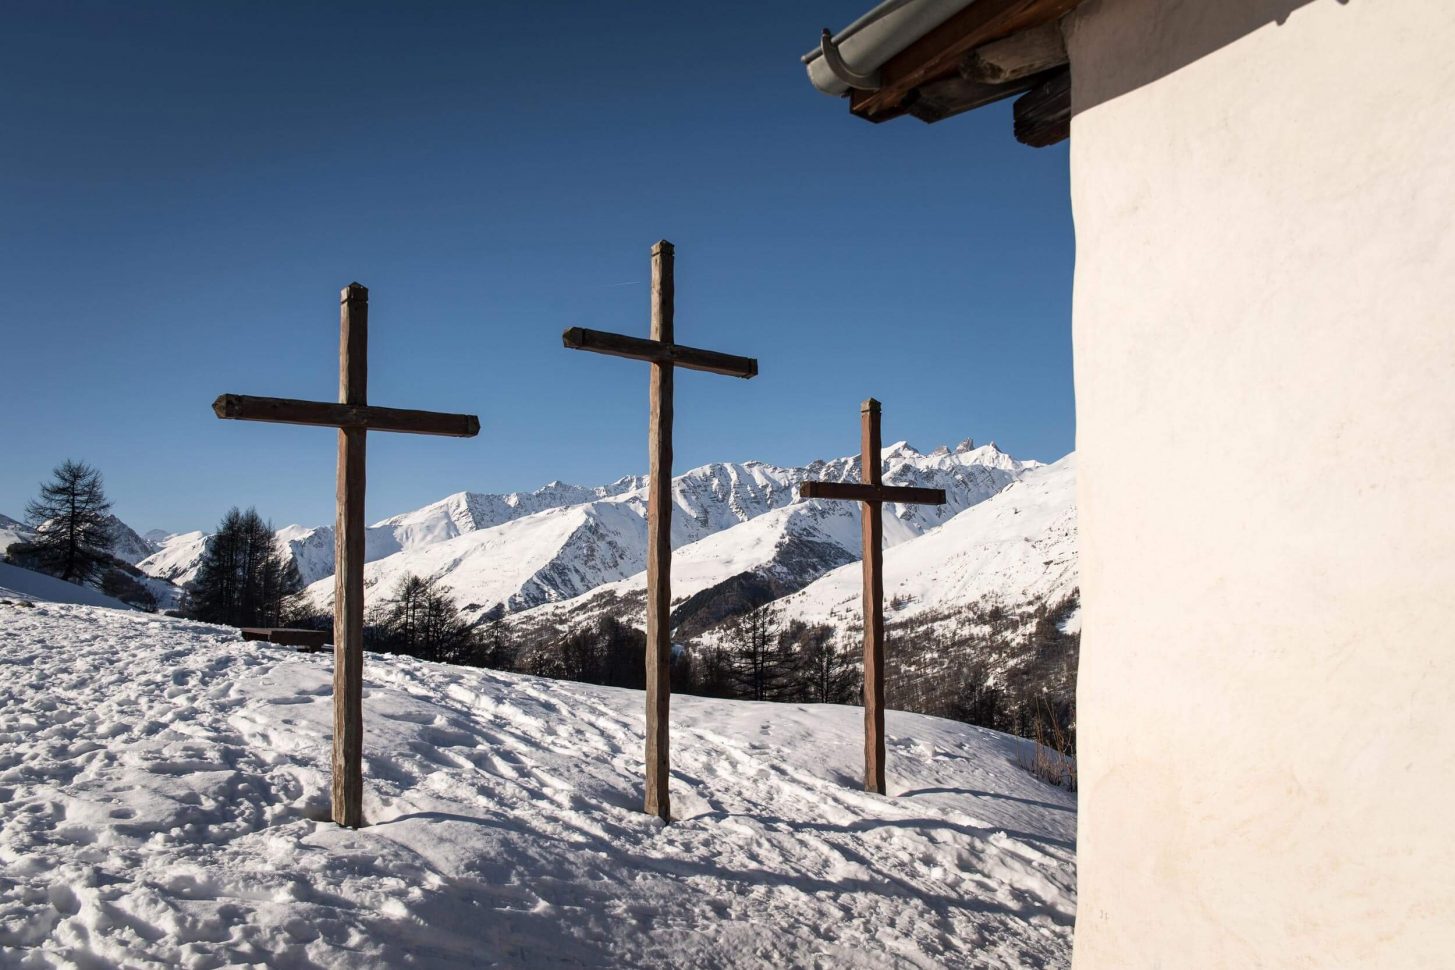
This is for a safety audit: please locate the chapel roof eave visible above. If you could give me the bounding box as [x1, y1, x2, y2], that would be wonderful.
[803, 0, 1086, 146]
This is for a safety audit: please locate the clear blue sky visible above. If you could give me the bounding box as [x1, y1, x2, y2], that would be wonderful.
[0, 2, 1074, 535]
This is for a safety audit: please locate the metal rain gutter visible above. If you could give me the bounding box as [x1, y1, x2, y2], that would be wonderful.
[802, 0, 979, 96]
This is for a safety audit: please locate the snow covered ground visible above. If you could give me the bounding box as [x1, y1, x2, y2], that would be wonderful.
[0, 601, 1076, 968]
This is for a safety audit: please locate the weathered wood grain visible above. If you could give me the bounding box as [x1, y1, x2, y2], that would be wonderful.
[961, 22, 1067, 84]
[333, 282, 367, 830]
[849, 0, 1083, 121]
[562, 327, 757, 379]
[860, 399, 886, 795]
[799, 482, 948, 505]
[212, 394, 479, 437]
[1013, 66, 1072, 147]
[644, 241, 674, 823]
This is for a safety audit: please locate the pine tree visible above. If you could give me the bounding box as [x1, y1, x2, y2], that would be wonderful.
[24, 460, 114, 584]
[190, 508, 304, 628]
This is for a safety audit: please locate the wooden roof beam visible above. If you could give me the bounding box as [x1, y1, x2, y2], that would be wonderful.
[961, 22, 1067, 84]
[850, 0, 1082, 121]
[1013, 66, 1071, 147]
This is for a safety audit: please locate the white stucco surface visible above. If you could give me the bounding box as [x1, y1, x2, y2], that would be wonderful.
[1065, 0, 1455, 966]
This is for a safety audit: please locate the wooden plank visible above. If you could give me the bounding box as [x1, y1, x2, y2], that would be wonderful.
[799, 481, 948, 506]
[332, 283, 367, 830]
[860, 399, 886, 795]
[1013, 66, 1071, 147]
[643, 240, 674, 823]
[562, 328, 758, 379]
[907, 72, 1039, 124]
[239, 627, 329, 648]
[213, 394, 480, 437]
[960, 22, 1067, 84]
[850, 0, 1083, 121]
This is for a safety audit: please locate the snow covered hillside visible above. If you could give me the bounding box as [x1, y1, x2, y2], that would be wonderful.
[2, 515, 183, 612]
[776, 456, 1078, 632]
[0, 562, 137, 610]
[0, 601, 1076, 968]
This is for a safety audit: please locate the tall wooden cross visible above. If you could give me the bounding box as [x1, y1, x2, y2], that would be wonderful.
[212, 283, 479, 828]
[562, 240, 757, 822]
[799, 399, 945, 795]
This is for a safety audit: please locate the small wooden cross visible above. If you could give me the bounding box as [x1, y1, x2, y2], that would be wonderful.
[562, 240, 758, 822]
[799, 399, 945, 795]
[213, 283, 479, 828]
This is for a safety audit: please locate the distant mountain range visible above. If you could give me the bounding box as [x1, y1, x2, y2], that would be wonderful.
[5, 439, 1076, 659]
[130, 439, 1074, 644]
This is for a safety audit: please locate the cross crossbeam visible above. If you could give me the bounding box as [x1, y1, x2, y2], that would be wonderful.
[212, 283, 479, 829]
[213, 394, 480, 437]
[798, 398, 945, 795]
[562, 327, 757, 378]
[561, 240, 757, 823]
[800, 481, 947, 505]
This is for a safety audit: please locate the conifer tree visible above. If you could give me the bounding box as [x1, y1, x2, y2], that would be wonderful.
[24, 460, 114, 584]
[725, 604, 793, 701]
[190, 508, 304, 627]
[791, 622, 860, 704]
[370, 573, 476, 664]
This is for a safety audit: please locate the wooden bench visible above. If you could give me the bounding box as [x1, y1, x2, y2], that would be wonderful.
[239, 627, 331, 651]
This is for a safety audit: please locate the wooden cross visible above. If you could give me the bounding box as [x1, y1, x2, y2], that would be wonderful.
[562, 240, 757, 822]
[212, 283, 479, 828]
[799, 399, 945, 795]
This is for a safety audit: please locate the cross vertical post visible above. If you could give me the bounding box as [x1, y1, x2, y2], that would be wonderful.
[333, 284, 367, 829]
[212, 283, 479, 828]
[859, 399, 886, 795]
[799, 398, 946, 795]
[645, 242, 674, 820]
[562, 240, 758, 822]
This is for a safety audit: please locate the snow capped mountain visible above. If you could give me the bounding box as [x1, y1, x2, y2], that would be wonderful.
[773, 454, 1078, 632]
[103, 514, 157, 565]
[0, 513, 30, 557]
[301, 442, 1035, 620]
[133, 438, 1062, 643]
[1, 511, 160, 566]
[139, 477, 654, 589]
[136, 530, 210, 584]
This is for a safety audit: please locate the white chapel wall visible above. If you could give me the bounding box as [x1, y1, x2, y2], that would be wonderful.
[1065, 0, 1455, 965]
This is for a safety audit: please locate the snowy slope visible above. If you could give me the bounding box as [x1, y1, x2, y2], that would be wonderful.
[0, 561, 137, 610]
[0, 601, 1076, 968]
[774, 456, 1078, 630]
[303, 442, 1032, 619]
